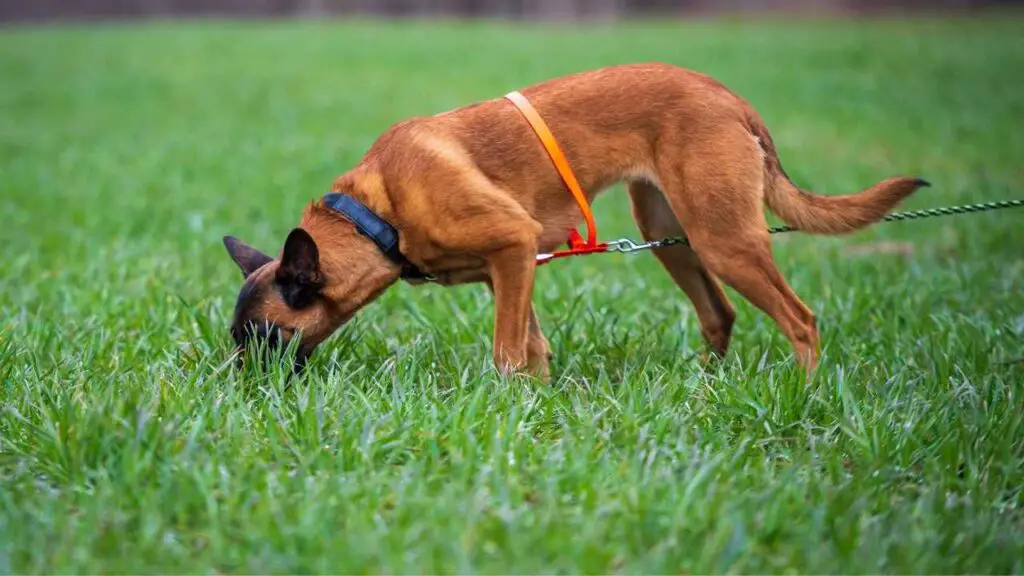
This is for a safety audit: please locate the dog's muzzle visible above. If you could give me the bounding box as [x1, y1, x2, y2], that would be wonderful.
[232, 320, 308, 373]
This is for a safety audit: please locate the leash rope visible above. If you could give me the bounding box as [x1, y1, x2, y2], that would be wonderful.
[598, 198, 1024, 255]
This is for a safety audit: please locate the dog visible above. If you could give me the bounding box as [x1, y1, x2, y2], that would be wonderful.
[222, 62, 927, 378]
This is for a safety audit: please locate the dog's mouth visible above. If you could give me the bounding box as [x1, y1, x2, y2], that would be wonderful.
[232, 320, 310, 373]
[233, 343, 311, 374]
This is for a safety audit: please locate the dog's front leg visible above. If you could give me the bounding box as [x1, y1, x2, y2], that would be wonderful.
[486, 242, 537, 376]
[487, 280, 551, 380]
[526, 305, 551, 380]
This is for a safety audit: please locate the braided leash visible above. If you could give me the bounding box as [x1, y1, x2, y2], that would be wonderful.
[602, 199, 1024, 254]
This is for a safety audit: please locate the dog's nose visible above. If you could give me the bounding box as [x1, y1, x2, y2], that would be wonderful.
[232, 320, 288, 368]
[251, 321, 283, 349]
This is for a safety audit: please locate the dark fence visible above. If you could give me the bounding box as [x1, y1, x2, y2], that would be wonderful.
[3, 0, 1021, 23]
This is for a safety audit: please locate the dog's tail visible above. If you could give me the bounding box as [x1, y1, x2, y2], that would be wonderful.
[748, 115, 929, 235]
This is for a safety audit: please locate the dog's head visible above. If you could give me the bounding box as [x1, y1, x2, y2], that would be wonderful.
[221, 229, 331, 372]
[222, 214, 400, 372]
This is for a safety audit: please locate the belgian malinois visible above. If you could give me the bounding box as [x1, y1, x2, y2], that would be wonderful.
[222, 63, 927, 377]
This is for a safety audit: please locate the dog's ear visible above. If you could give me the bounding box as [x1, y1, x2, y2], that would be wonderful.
[276, 227, 323, 309]
[223, 236, 273, 278]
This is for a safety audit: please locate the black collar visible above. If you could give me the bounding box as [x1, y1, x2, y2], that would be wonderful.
[321, 193, 433, 282]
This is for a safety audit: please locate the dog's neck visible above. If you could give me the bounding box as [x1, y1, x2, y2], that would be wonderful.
[296, 203, 403, 330]
[329, 167, 395, 224]
[291, 167, 433, 331]
[322, 168, 432, 282]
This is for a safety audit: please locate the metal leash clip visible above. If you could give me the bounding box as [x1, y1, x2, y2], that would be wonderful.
[606, 238, 655, 253]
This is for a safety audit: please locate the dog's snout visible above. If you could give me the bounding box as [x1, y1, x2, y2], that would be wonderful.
[253, 321, 283, 349]
[232, 320, 283, 349]
[232, 320, 310, 372]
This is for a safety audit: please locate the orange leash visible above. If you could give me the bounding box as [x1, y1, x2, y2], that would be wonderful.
[504, 90, 607, 264]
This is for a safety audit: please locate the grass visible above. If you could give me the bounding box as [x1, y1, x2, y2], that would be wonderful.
[2, 13, 1024, 574]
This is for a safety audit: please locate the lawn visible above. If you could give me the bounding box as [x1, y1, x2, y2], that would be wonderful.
[2, 14, 1024, 574]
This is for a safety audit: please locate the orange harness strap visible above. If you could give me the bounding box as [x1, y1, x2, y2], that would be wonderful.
[504, 91, 605, 261]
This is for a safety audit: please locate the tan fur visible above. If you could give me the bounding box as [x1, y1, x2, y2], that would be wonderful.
[225, 62, 928, 376]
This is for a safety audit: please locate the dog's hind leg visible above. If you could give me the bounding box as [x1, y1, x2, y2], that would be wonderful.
[628, 180, 736, 360]
[655, 127, 819, 371]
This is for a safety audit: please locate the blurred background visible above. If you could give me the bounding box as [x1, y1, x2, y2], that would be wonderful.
[4, 0, 1023, 23]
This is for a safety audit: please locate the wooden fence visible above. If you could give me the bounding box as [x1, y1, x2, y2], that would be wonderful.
[2, 0, 1018, 23]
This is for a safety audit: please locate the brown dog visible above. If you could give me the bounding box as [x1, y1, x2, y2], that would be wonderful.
[222, 62, 927, 377]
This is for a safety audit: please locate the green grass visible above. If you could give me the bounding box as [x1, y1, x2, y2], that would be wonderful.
[2, 14, 1024, 574]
